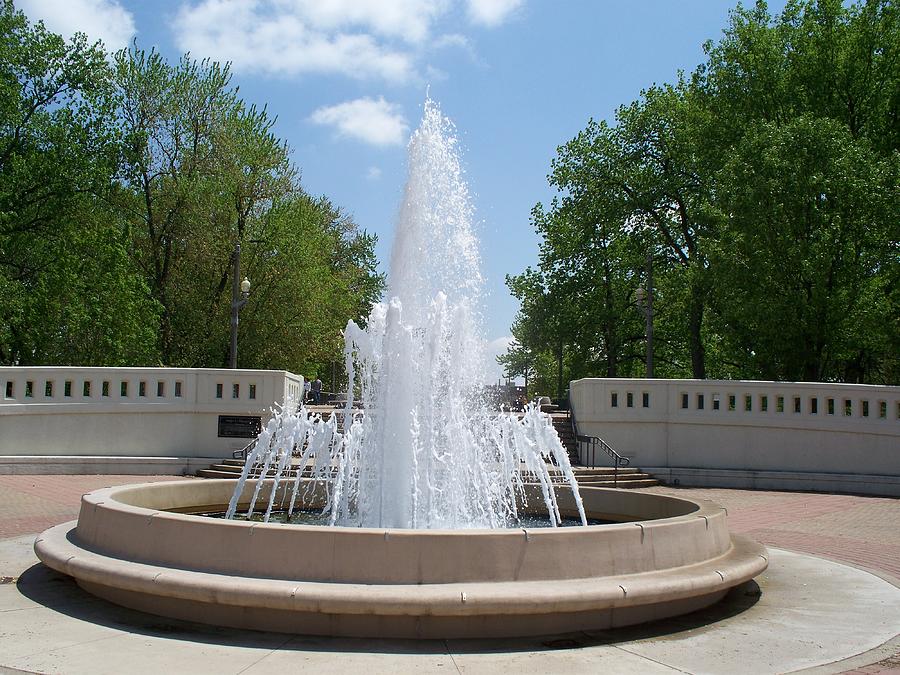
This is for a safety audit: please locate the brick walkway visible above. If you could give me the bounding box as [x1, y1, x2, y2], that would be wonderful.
[0, 476, 897, 672]
[0, 474, 195, 539]
[642, 486, 900, 584]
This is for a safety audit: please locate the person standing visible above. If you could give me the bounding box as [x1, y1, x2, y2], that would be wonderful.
[303, 377, 311, 404]
[311, 376, 322, 405]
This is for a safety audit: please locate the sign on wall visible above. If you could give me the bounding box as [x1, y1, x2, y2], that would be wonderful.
[217, 415, 262, 438]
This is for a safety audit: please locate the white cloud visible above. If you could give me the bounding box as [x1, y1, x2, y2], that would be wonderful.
[487, 335, 515, 354]
[172, 0, 522, 82]
[19, 0, 136, 51]
[173, 1, 415, 82]
[466, 0, 523, 27]
[425, 64, 450, 83]
[310, 97, 408, 147]
[366, 166, 383, 180]
[294, 0, 450, 44]
[433, 33, 470, 50]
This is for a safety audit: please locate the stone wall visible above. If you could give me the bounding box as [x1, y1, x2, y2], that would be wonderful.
[570, 378, 900, 495]
[0, 367, 302, 473]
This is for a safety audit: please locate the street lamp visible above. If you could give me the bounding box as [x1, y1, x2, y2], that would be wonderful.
[635, 254, 654, 378]
[229, 242, 251, 369]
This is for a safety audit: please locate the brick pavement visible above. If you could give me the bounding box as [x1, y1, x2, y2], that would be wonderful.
[0, 474, 195, 539]
[642, 486, 900, 584]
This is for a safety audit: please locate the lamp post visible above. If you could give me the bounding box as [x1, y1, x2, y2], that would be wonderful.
[229, 242, 251, 369]
[635, 253, 654, 378]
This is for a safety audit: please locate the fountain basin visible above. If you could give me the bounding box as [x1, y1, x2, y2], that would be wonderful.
[35, 479, 767, 638]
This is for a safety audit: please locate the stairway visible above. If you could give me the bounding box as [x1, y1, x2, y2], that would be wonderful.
[197, 458, 330, 479]
[549, 413, 659, 488]
[569, 466, 658, 488]
[550, 414, 580, 466]
[198, 412, 659, 488]
[201, 458, 658, 489]
[197, 459, 250, 479]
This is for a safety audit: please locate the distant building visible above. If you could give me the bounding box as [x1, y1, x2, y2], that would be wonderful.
[483, 383, 527, 410]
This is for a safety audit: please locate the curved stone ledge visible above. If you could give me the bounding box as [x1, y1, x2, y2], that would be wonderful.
[36, 522, 765, 616]
[34, 480, 768, 638]
[69, 480, 731, 583]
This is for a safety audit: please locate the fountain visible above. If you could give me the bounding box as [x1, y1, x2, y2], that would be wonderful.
[225, 100, 585, 532]
[33, 100, 767, 639]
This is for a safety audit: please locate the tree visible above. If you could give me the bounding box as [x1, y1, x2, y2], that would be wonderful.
[710, 117, 899, 381]
[505, 0, 899, 385]
[114, 46, 240, 364]
[230, 193, 383, 376]
[544, 82, 717, 379]
[496, 338, 537, 397]
[507, 83, 716, 383]
[0, 2, 158, 365]
[114, 45, 384, 371]
[0, 9, 383, 371]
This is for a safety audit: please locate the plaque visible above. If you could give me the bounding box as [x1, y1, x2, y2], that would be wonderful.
[217, 415, 262, 438]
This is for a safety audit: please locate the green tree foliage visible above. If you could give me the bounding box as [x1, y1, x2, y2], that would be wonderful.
[506, 0, 899, 385]
[212, 193, 383, 376]
[114, 45, 382, 371]
[114, 47, 244, 364]
[710, 117, 899, 381]
[0, 3, 383, 371]
[0, 1, 159, 364]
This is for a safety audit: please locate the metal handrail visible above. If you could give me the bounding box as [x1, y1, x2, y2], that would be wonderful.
[568, 384, 630, 486]
[576, 434, 631, 468]
[232, 439, 256, 460]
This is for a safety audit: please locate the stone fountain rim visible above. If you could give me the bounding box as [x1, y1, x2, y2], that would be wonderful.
[88, 478, 706, 534]
[33, 478, 768, 637]
[35, 520, 766, 617]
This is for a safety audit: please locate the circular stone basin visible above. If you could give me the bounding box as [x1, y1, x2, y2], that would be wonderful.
[34, 479, 767, 639]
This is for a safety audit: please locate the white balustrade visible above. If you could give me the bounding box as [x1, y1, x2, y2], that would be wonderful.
[0, 367, 303, 473]
[571, 378, 900, 495]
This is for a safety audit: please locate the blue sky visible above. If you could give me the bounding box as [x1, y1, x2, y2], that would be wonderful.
[19, 0, 787, 381]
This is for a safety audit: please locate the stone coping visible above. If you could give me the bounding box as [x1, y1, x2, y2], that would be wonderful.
[68, 479, 732, 583]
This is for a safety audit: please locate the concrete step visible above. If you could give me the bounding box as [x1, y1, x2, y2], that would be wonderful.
[198, 465, 329, 479]
[572, 467, 641, 476]
[209, 464, 243, 473]
[575, 478, 659, 488]
[199, 466, 659, 489]
[575, 469, 653, 483]
[207, 461, 645, 478]
[196, 469, 241, 479]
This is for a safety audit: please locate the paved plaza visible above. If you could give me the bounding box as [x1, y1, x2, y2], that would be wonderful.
[0, 474, 898, 674]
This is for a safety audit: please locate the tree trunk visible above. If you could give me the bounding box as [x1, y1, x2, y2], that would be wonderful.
[603, 258, 617, 377]
[688, 283, 706, 379]
[556, 340, 564, 400]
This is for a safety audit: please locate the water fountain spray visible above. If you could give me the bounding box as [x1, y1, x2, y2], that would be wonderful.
[228, 99, 585, 529]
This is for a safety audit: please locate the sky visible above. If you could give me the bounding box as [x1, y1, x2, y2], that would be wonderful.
[18, 0, 788, 382]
